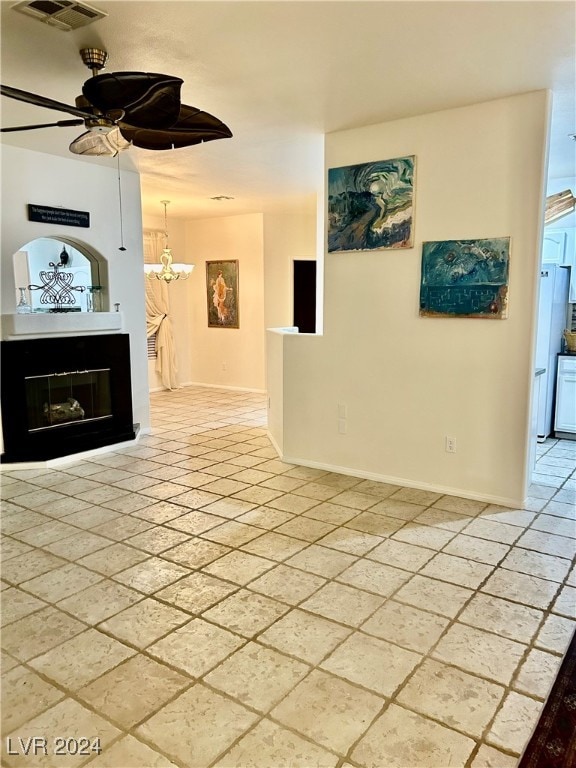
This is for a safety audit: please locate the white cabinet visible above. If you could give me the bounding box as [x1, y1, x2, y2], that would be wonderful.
[543, 231, 567, 264]
[555, 356, 576, 436]
[542, 227, 575, 267]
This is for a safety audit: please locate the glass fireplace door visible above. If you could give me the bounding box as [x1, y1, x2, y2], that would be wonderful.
[25, 368, 112, 432]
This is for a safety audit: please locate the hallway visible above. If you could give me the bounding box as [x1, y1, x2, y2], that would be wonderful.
[1, 386, 575, 767]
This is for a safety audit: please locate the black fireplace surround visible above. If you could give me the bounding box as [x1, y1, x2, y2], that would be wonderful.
[1, 334, 136, 463]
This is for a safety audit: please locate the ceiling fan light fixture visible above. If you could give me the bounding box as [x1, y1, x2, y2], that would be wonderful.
[144, 201, 194, 283]
[103, 127, 131, 152]
[80, 48, 108, 74]
[69, 126, 131, 156]
[86, 121, 115, 134]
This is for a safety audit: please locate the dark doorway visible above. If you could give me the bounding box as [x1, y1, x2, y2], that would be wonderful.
[293, 260, 316, 333]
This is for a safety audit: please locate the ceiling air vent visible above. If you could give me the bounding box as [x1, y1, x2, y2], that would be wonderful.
[11, 0, 107, 30]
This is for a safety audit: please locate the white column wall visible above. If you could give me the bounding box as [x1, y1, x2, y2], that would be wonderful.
[266, 329, 286, 450]
[1, 145, 150, 432]
[263, 212, 317, 330]
[275, 92, 551, 507]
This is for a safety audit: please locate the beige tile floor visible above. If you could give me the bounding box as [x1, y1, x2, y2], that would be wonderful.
[1, 386, 575, 768]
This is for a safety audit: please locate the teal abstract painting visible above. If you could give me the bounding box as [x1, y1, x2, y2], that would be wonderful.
[420, 237, 510, 319]
[328, 156, 415, 252]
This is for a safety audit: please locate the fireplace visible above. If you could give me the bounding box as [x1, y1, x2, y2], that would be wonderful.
[1, 334, 136, 463]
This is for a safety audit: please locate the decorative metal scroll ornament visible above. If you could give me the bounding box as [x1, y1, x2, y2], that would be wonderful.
[28, 262, 85, 312]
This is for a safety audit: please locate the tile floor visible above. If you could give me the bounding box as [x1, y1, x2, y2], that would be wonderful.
[1, 386, 575, 768]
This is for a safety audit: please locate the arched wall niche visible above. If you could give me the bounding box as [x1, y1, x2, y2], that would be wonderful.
[13, 236, 110, 313]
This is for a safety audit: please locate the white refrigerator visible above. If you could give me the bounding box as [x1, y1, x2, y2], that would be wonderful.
[535, 265, 570, 441]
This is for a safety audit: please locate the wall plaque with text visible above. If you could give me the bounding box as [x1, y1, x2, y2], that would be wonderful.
[27, 204, 90, 228]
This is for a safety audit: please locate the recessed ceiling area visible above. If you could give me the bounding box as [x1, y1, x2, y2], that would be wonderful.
[1, 1, 574, 220]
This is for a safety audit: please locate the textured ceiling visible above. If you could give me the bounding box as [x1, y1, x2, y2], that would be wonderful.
[1, 1, 574, 220]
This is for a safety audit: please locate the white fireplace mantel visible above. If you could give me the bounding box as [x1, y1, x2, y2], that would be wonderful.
[1, 312, 124, 340]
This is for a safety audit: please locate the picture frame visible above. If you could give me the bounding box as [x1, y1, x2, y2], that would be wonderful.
[327, 156, 415, 252]
[419, 237, 510, 319]
[206, 260, 239, 328]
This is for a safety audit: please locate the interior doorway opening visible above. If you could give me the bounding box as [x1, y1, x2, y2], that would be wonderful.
[293, 260, 316, 334]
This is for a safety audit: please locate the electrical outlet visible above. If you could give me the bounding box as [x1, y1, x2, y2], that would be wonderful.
[338, 403, 347, 419]
[445, 436, 457, 453]
[221, 362, 227, 371]
[338, 418, 347, 434]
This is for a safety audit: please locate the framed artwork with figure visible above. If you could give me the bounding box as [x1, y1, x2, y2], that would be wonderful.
[206, 260, 239, 328]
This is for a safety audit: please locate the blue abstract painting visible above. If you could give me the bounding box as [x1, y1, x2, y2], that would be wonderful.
[328, 156, 415, 252]
[419, 238, 510, 319]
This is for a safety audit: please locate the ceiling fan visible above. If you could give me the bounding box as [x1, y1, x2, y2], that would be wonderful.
[0, 48, 232, 156]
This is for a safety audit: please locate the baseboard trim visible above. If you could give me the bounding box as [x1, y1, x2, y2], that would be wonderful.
[554, 431, 576, 441]
[178, 381, 266, 394]
[272, 448, 523, 509]
[0, 427, 143, 471]
[266, 430, 283, 458]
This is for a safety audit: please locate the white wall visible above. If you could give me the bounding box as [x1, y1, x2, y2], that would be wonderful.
[183, 213, 266, 391]
[266, 329, 286, 449]
[263, 212, 317, 329]
[1, 145, 150, 432]
[270, 92, 551, 507]
[142, 209, 318, 393]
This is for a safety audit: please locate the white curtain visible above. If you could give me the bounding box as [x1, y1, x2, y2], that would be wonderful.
[143, 230, 179, 390]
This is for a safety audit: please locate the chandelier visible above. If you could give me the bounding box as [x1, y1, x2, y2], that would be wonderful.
[144, 200, 194, 282]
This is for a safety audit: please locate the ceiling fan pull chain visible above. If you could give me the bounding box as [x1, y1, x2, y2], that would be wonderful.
[117, 154, 126, 252]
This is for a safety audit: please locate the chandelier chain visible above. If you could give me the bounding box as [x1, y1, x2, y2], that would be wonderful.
[161, 200, 170, 248]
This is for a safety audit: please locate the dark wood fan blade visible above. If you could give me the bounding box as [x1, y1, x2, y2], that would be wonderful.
[119, 103, 232, 150]
[1, 119, 84, 133]
[83, 73, 183, 129]
[1, 85, 95, 119]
